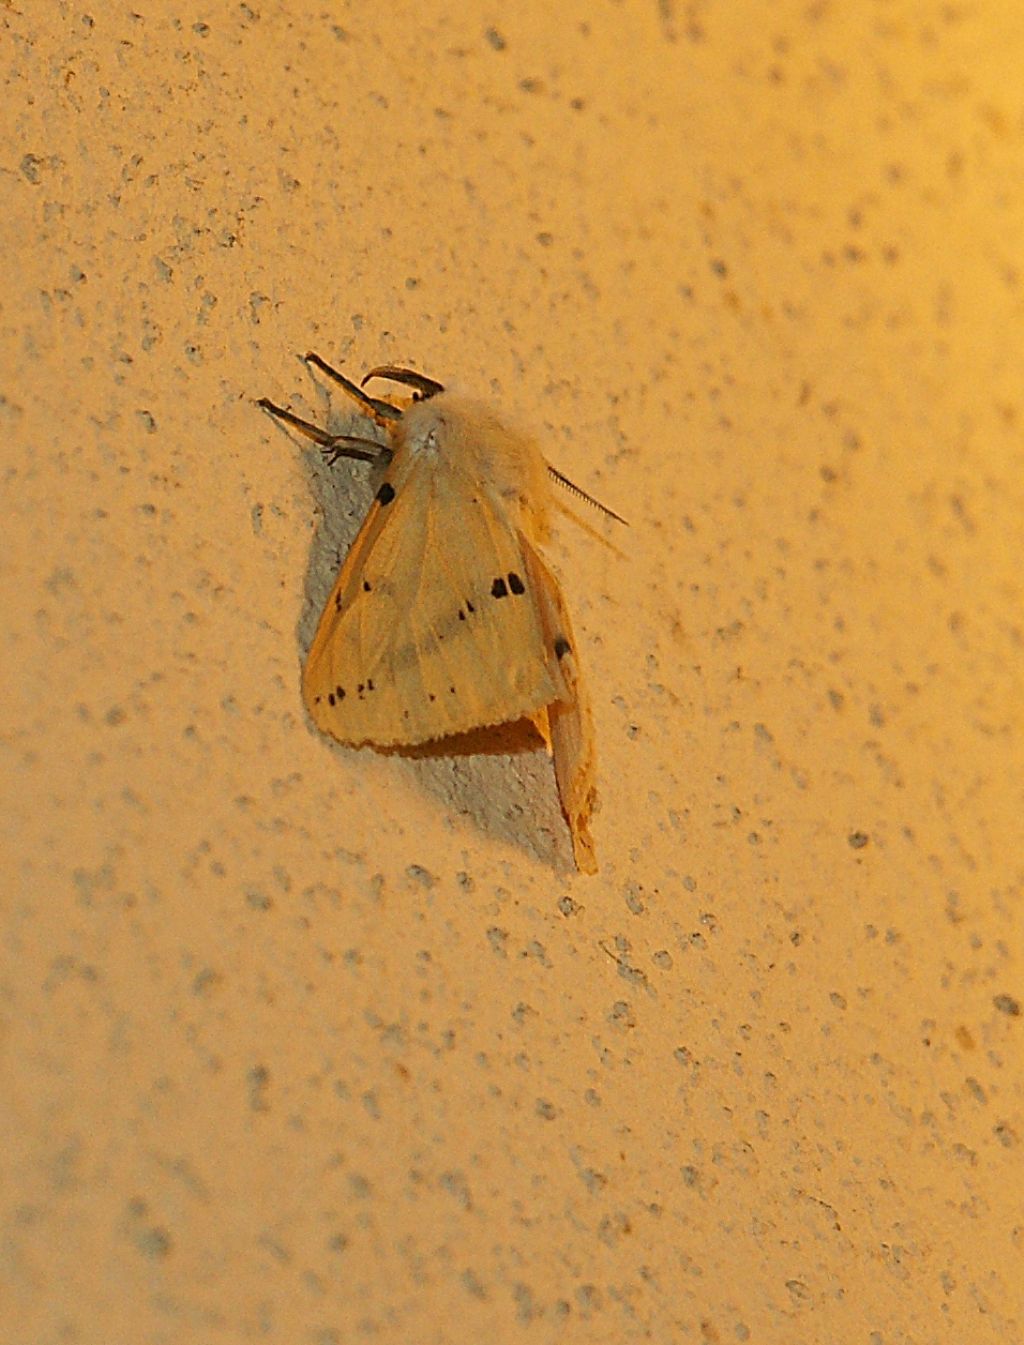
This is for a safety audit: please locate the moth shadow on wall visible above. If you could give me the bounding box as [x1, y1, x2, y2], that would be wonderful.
[291, 415, 574, 873]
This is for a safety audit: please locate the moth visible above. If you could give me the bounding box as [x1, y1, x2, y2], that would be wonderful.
[258, 354, 624, 873]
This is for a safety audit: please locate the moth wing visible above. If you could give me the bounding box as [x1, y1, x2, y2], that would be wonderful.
[302, 461, 570, 746]
[521, 545, 598, 874]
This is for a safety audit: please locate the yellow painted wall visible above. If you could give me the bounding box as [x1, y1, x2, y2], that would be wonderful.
[3, 3, 1022, 1340]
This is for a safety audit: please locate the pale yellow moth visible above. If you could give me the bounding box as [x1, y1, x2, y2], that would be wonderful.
[258, 354, 623, 873]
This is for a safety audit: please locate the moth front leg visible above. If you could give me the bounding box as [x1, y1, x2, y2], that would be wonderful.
[256, 397, 393, 467]
[361, 365, 446, 402]
[304, 353, 403, 426]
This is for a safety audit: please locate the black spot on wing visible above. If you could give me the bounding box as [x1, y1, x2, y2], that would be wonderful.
[492, 574, 526, 598]
[376, 482, 396, 505]
[554, 636, 571, 660]
[363, 580, 372, 592]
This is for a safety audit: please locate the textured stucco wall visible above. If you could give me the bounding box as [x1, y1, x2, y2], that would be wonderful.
[3, 3, 1023, 1341]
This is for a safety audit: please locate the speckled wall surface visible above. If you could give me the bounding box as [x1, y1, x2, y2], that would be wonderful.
[3, 3, 1022, 1341]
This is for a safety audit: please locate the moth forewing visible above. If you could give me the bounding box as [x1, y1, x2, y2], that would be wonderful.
[301, 456, 427, 742]
[302, 412, 570, 747]
[522, 544, 598, 874]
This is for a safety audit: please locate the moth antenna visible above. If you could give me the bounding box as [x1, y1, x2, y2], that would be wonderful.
[361, 366, 446, 401]
[256, 398, 393, 466]
[548, 466, 628, 526]
[304, 352, 402, 423]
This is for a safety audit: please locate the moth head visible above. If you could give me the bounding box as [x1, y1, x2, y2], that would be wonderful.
[398, 395, 451, 459]
[395, 394, 553, 540]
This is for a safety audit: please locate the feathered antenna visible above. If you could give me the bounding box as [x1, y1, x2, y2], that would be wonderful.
[548, 466, 628, 526]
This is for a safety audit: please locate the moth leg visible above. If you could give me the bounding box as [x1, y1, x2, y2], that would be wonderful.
[256, 397, 392, 466]
[304, 352, 403, 425]
[361, 365, 446, 401]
